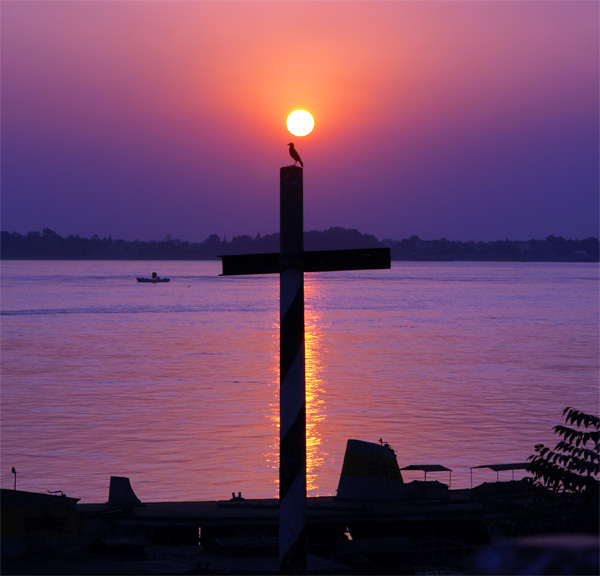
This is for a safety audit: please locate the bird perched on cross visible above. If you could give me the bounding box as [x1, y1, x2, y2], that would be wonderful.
[287, 143, 304, 167]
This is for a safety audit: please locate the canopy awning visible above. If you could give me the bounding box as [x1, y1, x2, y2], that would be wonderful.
[401, 465, 452, 472]
[470, 463, 528, 472]
[469, 463, 530, 487]
[400, 464, 452, 486]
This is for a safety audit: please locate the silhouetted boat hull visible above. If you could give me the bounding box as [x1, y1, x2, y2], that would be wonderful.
[136, 272, 170, 283]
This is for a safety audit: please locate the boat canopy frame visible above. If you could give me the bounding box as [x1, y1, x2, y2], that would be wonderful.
[469, 463, 529, 488]
[400, 464, 453, 487]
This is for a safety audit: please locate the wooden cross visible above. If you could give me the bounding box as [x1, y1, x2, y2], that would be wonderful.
[220, 165, 390, 574]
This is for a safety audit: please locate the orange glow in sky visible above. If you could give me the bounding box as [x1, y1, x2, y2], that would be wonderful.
[2, 1, 597, 242]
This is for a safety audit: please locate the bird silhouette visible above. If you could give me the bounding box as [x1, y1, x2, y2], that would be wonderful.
[288, 143, 304, 167]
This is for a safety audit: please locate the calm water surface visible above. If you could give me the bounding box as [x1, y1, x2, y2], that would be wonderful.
[1, 260, 598, 502]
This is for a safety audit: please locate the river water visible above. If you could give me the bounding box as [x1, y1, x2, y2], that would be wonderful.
[1, 260, 597, 502]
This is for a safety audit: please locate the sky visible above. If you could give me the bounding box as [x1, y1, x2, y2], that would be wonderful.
[2, 0, 598, 243]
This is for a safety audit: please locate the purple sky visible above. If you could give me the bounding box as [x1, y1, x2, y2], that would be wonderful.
[2, 1, 598, 242]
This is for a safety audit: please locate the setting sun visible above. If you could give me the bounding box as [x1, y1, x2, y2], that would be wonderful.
[286, 110, 314, 137]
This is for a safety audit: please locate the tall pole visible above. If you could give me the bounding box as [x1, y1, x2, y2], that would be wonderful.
[219, 161, 389, 571]
[279, 165, 306, 574]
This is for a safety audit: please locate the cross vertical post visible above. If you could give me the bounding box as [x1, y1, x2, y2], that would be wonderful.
[278, 165, 306, 574]
[219, 157, 391, 574]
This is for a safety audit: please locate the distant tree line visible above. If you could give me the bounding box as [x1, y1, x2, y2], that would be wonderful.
[384, 234, 599, 262]
[1, 227, 598, 262]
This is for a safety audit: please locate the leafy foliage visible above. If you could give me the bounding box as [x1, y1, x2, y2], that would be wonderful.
[527, 407, 599, 496]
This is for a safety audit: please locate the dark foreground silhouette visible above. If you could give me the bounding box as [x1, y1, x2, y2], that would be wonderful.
[3, 409, 598, 575]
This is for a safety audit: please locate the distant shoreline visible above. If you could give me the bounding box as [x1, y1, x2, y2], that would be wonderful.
[2, 228, 598, 263]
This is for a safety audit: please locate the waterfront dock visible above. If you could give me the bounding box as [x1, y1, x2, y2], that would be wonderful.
[3, 480, 598, 575]
[1, 482, 527, 575]
[3, 440, 597, 574]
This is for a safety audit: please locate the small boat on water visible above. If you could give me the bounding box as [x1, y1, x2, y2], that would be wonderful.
[136, 272, 170, 283]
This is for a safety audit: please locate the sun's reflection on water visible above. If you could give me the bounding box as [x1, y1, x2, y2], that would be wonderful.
[304, 279, 327, 493]
[265, 277, 328, 495]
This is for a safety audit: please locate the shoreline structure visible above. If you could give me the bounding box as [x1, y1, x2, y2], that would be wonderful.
[2, 439, 598, 575]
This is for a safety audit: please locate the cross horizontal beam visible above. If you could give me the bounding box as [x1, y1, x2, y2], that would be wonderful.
[220, 247, 391, 276]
